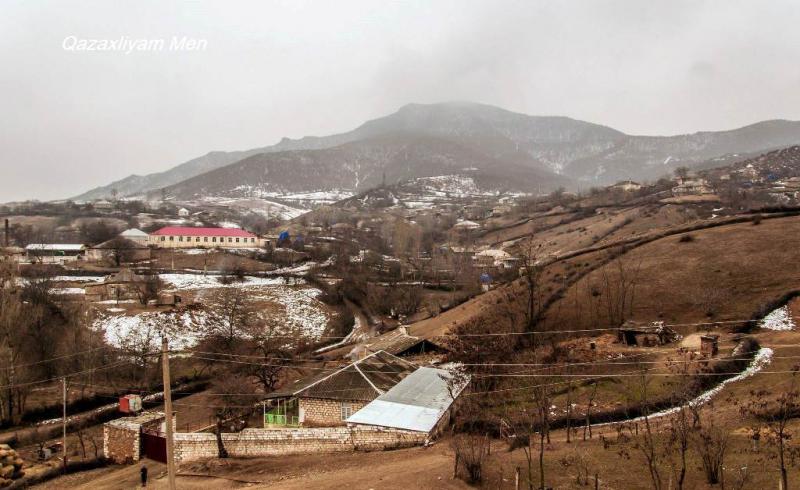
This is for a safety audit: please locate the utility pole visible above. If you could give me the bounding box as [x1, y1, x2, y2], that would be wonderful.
[62, 377, 67, 473]
[161, 336, 177, 490]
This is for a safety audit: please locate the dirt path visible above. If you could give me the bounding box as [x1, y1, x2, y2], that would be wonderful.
[41, 444, 466, 490]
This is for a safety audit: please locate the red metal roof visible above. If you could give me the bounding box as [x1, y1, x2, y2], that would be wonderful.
[150, 226, 256, 238]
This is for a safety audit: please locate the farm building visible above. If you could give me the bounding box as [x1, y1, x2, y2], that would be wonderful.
[453, 220, 480, 232]
[148, 226, 265, 249]
[265, 351, 416, 427]
[700, 334, 719, 356]
[361, 327, 446, 358]
[474, 248, 511, 268]
[84, 268, 150, 302]
[672, 177, 713, 196]
[24, 244, 86, 264]
[610, 180, 642, 192]
[119, 228, 149, 245]
[346, 366, 467, 437]
[86, 237, 151, 264]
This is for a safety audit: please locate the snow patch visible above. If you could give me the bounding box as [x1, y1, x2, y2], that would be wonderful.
[760, 306, 796, 331]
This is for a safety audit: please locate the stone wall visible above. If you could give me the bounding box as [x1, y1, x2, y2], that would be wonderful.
[103, 412, 168, 464]
[172, 426, 427, 464]
[299, 397, 368, 425]
[104, 422, 140, 464]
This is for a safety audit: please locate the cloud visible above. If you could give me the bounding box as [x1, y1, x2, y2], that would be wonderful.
[1, 0, 800, 201]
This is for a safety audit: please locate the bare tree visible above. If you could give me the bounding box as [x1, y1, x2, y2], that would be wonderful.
[741, 370, 800, 490]
[212, 374, 257, 458]
[519, 241, 544, 348]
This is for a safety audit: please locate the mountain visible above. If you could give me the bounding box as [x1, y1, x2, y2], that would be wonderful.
[158, 133, 571, 201]
[73, 102, 800, 200]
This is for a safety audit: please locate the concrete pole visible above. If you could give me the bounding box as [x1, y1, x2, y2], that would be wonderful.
[161, 336, 177, 490]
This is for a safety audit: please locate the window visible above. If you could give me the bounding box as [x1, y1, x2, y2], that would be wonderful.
[195, 237, 200, 242]
[212, 237, 216, 243]
[204, 237, 208, 242]
[169, 236, 174, 241]
[340, 402, 353, 420]
[160, 236, 165, 242]
[228, 238, 232, 243]
[251, 238, 255, 243]
[235, 238, 240, 243]
[178, 236, 183, 242]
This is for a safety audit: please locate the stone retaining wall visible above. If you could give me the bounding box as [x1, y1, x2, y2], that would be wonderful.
[173, 426, 427, 464]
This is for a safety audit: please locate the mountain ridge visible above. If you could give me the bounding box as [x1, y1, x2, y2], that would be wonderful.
[72, 101, 800, 201]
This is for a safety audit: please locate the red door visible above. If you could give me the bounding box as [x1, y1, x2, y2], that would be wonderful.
[141, 430, 167, 463]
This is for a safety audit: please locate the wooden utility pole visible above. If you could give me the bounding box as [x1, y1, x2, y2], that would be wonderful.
[62, 377, 67, 473]
[161, 336, 177, 490]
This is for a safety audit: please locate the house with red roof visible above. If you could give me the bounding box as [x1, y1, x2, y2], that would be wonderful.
[148, 226, 266, 249]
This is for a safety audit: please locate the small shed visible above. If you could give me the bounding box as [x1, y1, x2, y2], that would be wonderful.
[700, 335, 719, 357]
[618, 321, 680, 346]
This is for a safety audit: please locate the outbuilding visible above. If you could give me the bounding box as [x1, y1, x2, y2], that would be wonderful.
[346, 366, 468, 437]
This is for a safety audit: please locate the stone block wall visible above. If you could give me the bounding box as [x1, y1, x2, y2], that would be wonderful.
[104, 422, 140, 464]
[102, 411, 168, 464]
[172, 426, 427, 464]
[299, 397, 368, 425]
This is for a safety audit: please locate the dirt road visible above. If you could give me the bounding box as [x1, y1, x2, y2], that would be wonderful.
[40, 444, 466, 489]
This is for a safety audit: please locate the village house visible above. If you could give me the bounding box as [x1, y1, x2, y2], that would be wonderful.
[265, 351, 416, 427]
[177, 207, 190, 217]
[148, 226, 265, 249]
[86, 237, 151, 264]
[452, 220, 480, 232]
[473, 248, 511, 268]
[84, 268, 149, 302]
[672, 177, 713, 196]
[92, 200, 114, 212]
[119, 228, 149, 245]
[610, 180, 643, 192]
[346, 366, 467, 438]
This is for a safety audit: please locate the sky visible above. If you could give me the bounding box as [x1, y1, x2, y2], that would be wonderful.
[2, 0, 800, 202]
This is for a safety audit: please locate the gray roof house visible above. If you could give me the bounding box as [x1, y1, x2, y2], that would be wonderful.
[346, 366, 468, 435]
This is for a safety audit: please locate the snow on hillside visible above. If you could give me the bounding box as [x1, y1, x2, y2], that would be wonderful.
[160, 273, 285, 290]
[760, 305, 796, 331]
[93, 274, 330, 350]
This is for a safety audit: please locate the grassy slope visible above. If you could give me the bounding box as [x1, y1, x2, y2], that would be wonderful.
[546, 214, 800, 331]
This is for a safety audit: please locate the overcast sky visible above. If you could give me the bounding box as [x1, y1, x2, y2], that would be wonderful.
[2, 0, 800, 202]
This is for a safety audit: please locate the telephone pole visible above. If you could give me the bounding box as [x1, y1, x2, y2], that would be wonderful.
[161, 336, 177, 490]
[62, 377, 67, 473]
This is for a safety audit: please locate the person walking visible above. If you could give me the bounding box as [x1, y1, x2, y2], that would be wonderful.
[140, 465, 148, 487]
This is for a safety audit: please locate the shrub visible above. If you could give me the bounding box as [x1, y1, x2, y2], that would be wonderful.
[752, 215, 762, 225]
[678, 234, 695, 243]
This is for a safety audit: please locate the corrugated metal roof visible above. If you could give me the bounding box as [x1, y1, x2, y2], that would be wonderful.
[120, 228, 148, 237]
[346, 366, 466, 433]
[25, 244, 85, 251]
[267, 351, 416, 402]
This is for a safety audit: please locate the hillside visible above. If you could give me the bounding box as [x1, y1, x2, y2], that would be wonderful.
[158, 133, 570, 201]
[73, 102, 800, 201]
